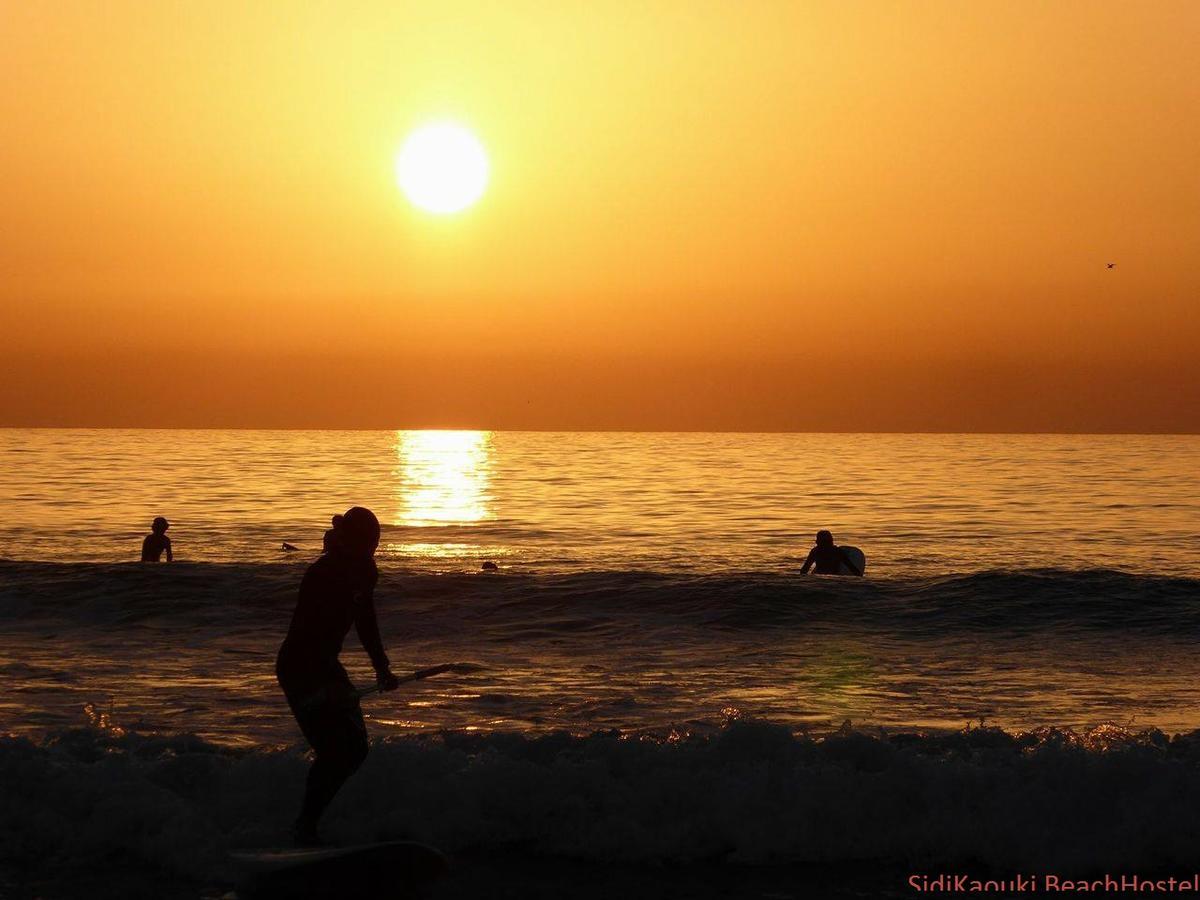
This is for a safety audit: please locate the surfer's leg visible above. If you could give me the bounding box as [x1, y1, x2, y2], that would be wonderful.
[278, 662, 369, 844]
[296, 698, 370, 836]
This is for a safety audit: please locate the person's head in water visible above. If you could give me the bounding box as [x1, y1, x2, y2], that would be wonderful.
[152, 517, 170, 535]
[815, 529, 834, 547]
[336, 506, 380, 558]
[322, 514, 345, 554]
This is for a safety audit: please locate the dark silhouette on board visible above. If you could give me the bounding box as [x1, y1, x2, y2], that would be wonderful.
[276, 507, 400, 846]
[140, 517, 173, 562]
[282, 542, 299, 552]
[481, 560, 498, 571]
[800, 530, 862, 576]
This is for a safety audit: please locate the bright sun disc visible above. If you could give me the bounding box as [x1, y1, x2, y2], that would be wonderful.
[395, 123, 489, 214]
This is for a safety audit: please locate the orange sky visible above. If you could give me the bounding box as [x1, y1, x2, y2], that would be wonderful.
[1, 1, 1197, 430]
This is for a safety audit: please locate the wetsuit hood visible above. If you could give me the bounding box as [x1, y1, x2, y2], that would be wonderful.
[339, 506, 380, 554]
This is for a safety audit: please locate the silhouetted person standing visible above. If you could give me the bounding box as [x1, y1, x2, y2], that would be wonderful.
[800, 530, 862, 576]
[276, 506, 400, 846]
[141, 517, 173, 562]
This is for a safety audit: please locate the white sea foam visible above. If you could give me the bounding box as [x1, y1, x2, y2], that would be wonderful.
[3, 721, 1200, 882]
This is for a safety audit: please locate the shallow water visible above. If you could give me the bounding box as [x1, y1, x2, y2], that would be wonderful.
[2, 561, 1200, 743]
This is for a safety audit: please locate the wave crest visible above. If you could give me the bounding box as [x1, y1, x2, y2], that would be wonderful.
[2, 561, 1196, 638]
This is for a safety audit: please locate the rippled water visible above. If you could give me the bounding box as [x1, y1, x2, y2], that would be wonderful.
[2, 429, 1198, 574]
[1, 429, 1199, 745]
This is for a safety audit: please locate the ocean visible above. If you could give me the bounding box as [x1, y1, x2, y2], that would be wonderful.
[2, 429, 1199, 891]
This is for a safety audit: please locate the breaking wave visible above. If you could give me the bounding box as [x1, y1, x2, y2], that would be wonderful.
[3, 719, 1200, 883]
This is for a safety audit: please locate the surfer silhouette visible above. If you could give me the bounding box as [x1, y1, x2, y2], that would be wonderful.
[800, 530, 862, 576]
[140, 517, 173, 562]
[322, 513, 344, 553]
[276, 506, 400, 846]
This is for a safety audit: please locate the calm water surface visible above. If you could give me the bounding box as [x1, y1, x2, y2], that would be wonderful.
[2, 429, 1198, 574]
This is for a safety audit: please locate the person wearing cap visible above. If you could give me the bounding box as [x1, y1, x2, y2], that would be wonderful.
[140, 517, 173, 562]
[275, 506, 401, 846]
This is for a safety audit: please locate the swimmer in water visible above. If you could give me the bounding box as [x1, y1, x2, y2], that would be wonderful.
[141, 517, 173, 562]
[800, 530, 862, 576]
[323, 514, 344, 553]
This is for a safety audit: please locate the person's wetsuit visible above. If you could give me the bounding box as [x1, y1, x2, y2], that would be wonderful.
[141, 533, 171, 562]
[276, 550, 390, 828]
[801, 544, 861, 576]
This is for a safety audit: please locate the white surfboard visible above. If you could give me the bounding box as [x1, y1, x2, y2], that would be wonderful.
[838, 546, 866, 576]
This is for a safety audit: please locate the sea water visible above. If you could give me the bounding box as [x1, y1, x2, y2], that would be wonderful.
[3, 430, 1198, 575]
[1, 429, 1199, 876]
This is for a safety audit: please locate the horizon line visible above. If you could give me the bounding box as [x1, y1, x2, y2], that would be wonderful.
[2, 425, 1198, 437]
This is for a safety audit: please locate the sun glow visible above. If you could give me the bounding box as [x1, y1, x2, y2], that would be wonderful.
[395, 123, 489, 215]
[395, 430, 494, 525]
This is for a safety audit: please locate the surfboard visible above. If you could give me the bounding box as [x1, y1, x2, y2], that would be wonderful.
[838, 546, 866, 576]
[231, 840, 448, 898]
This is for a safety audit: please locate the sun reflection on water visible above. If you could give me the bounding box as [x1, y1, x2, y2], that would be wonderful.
[395, 430, 494, 527]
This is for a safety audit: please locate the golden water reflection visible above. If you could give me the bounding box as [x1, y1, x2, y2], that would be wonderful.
[395, 430, 494, 526]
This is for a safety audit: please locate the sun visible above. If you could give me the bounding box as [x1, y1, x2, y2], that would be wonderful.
[395, 122, 489, 215]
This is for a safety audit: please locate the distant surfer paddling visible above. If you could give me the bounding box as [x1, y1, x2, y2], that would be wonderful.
[276, 506, 400, 846]
[800, 530, 864, 576]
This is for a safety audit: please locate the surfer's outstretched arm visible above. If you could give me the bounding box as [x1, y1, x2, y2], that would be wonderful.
[354, 590, 398, 690]
[800, 549, 816, 575]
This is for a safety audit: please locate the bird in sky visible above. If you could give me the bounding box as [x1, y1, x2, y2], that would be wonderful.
[1106, 262, 1116, 269]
